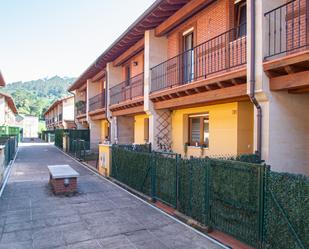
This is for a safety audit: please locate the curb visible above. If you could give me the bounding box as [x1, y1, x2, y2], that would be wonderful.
[0, 147, 19, 197]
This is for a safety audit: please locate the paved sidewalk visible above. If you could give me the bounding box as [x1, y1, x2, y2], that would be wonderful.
[0, 142, 224, 249]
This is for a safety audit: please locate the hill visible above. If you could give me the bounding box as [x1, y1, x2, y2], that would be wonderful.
[2, 76, 75, 119]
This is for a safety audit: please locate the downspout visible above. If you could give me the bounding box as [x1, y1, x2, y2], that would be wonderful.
[105, 70, 112, 142]
[249, 0, 262, 158]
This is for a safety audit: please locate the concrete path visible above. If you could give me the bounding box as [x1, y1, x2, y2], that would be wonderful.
[0, 142, 224, 249]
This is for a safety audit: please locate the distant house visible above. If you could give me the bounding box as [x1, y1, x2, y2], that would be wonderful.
[0, 92, 18, 126]
[0, 72, 5, 87]
[22, 115, 39, 138]
[44, 96, 75, 130]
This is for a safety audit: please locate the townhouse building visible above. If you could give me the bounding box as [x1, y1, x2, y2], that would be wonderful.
[0, 92, 18, 127]
[44, 96, 75, 130]
[68, 0, 309, 175]
[68, 69, 108, 149]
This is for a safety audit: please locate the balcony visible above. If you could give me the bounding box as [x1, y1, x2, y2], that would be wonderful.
[76, 105, 86, 116]
[150, 24, 248, 109]
[264, 0, 309, 93]
[110, 73, 144, 105]
[88, 91, 106, 120]
[109, 73, 144, 116]
[89, 91, 105, 112]
[265, 0, 308, 59]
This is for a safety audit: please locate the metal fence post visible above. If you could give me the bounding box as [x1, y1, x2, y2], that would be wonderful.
[151, 152, 156, 202]
[204, 158, 210, 226]
[189, 157, 193, 216]
[258, 164, 267, 249]
[175, 154, 181, 209]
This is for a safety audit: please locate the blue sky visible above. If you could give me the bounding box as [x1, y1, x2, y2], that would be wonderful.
[0, 0, 155, 83]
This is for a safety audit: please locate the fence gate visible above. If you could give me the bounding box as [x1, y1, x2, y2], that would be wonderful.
[152, 151, 180, 208]
[207, 159, 266, 248]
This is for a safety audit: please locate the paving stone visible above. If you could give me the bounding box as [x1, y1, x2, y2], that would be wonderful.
[0, 230, 32, 244]
[98, 234, 134, 249]
[1, 143, 224, 249]
[68, 239, 102, 249]
[0, 241, 33, 249]
[3, 221, 32, 233]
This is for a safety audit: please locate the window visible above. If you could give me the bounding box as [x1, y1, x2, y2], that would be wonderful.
[235, 0, 246, 38]
[125, 65, 131, 86]
[189, 114, 209, 147]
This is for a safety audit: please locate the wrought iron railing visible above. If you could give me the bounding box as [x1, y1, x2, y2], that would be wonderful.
[76, 104, 86, 116]
[110, 73, 144, 105]
[151, 24, 247, 93]
[89, 91, 105, 112]
[264, 0, 308, 59]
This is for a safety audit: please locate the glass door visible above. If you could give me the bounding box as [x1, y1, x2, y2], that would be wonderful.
[183, 32, 194, 83]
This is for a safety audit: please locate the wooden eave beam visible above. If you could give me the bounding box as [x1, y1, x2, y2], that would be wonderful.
[91, 70, 105, 82]
[155, 0, 215, 36]
[270, 70, 309, 91]
[288, 86, 309, 94]
[113, 39, 144, 67]
[78, 84, 87, 92]
[263, 50, 309, 72]
[111, 105, 145, 117]
[153, 84, 248, 110]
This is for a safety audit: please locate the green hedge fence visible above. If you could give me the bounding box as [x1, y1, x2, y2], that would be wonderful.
[111, 145, 308, 249]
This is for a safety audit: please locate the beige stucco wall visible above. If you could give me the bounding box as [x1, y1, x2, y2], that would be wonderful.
[63, 97, 74, 121]
[248, 0, 309, 175]
[267, 92, 309, 175]
[144, 29, 169, 150]
[117, 116, 134, 144]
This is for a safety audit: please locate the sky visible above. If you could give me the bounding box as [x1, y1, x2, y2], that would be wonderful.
[0, 0, 155, 83]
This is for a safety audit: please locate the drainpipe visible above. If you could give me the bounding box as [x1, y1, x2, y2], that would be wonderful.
[249, 0, 262, 158]
[105, 70, 112, 142]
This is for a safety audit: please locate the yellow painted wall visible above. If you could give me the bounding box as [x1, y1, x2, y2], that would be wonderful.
[134, 114, 149, 144]
[171, 102, 254, 157]
[237, 101, 254, 154]
[100, 120, 109, 141]
[98, 144, 111, 176]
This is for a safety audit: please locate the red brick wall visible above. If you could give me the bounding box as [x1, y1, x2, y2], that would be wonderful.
[50, 176, 77, 195]
[167, 0, 232, 58]
[121, 51, 144, 80]
[286, 0, 307, 53]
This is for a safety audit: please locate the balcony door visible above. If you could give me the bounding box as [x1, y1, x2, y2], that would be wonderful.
[183, 31, 194, 84]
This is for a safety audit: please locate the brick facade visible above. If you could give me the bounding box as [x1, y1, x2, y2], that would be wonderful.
[49, 174, 77, 195]
[167, 0, 233, 59]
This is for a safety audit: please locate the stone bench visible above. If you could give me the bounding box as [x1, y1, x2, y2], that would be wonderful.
[48, 165, 80, 195]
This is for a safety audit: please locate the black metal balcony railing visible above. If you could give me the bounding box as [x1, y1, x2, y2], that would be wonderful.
[110, 73, 144, 105]
[89, 91, 105, 112]
[265, 0, 308, 59]
[76, 105, 86, 116]
[151, 24, 247, 93]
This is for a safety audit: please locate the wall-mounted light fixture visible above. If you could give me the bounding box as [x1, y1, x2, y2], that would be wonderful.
[133, 61, 138, 66]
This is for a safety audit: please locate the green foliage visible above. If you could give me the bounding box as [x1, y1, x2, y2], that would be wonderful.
[264, 172, 309, 249]
[54, 129, 67, 148]
[111, 146, 152, 196]
[111, 147, 308, 249]
[3, 76, 75, 118]
[153, 153, 178, 206]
